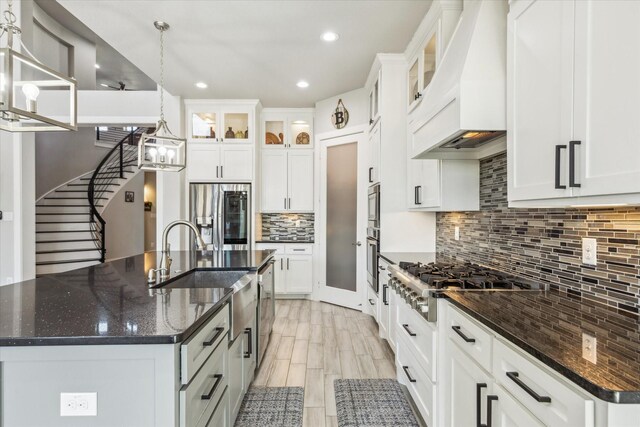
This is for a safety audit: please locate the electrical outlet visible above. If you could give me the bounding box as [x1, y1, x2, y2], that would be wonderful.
[454, 226, 460, 241]
[582, 333, 597, 364]
[60, 393, 97, 417]
[582, 238, 597, 266]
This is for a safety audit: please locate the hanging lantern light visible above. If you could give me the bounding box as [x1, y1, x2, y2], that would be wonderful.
[138, 21, 186, 172]
[0, 0, 77, 132]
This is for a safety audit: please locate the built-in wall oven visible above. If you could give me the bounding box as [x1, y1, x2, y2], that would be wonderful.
[368, 183, 380, 229]
[367, 227, 380, 294]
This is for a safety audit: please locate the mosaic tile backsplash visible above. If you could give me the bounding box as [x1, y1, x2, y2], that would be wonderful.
[260, 213, 315, 242]
[437, 152, 640, 314]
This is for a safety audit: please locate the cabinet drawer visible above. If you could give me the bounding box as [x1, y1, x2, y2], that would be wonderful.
[202, 389, 229, 427]
[397, 303, 437, 382]
[182, 304, 230, 385]
[493, 339, 594, 427]
[366, 285, 378, 321]
[396, 340, 435, 427]
[180, 342, 228, 427]
[445, 303, 493, 372]
[255, 243, 285, 253]
[284, 244, 313, 255]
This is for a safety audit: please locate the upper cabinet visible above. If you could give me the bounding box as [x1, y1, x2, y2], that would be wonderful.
[261, 109, 314, 149]
[408, 28, 438, 111]
[508, 0, 640, 207]
[368, 70, 381, 128]
[186, 100, 259, 144]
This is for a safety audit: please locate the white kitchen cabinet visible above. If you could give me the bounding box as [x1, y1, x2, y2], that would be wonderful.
[367, 121, 381, 185]
[255, 244, 313, 294]
[378, 259, 390, 341]
[407, 159, 479, 211]
[388, 278, 398, 352]
[492, 383, 545, 427]
[187, 145, 253, 182]
[365, 284, 379, 321]
[186, 101, 256, 144]
[261, 109, 314, 149]
[368, 70, 381, 129]
[260, 151, 313, 212]
[229, 335, 244, 426]
[408, 25, 438, 111]
[508, 0, 640, 206]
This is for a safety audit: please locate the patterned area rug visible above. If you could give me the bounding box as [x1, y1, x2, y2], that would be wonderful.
[235, 386, 304, 427]
[334, 379, 419, 427]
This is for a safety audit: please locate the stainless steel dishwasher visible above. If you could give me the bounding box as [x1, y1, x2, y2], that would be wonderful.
[256, 260, 275, 367]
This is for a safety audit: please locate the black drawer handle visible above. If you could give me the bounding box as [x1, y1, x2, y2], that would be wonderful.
[569, 140, 581, 188]
[369, 167, 373, 183]
[506, 371, 551, 403]
[402, 366, 417, 383]
[402, 324, 416, 337]
[368, 298, 375, 306]
[477, 383, 487, 427]
[203, 327, 225, 346]
[201, 374, 223, 400]
[244, 327, 253, 358]
[555, 144, 567, 189]
[452, 325, 476, 343]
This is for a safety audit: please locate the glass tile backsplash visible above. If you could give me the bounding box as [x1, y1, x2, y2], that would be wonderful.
[260, 213, 314, 242]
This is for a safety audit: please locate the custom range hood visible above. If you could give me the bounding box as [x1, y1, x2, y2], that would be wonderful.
[410, 0, 507, 159]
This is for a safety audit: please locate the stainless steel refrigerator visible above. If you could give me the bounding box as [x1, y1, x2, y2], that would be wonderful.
[190, 183, 251, 251]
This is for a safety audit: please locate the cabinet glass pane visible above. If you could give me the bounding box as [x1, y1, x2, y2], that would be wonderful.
[372, 80, 379, 118]
[408, 59, 419, 104]
[290, 120, 311, 146]
[422, 33, 437, 91]
[265, 120, 284, 145]
[223, 113, 249, 141]
[192, 112, 217, 139]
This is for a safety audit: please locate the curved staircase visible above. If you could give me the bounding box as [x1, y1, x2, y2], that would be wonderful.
[35, 128, 147, 276]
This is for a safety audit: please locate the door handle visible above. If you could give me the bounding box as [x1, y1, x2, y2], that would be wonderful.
[481, 395, 498, 427]
[280, 258, 283, 270]
[216, 166, 219, 178]
[287, 258, 290, 270]
[369, 167, 373, 183]
[288, 198, 291, 209]
[382, 284, 388, 305]
[244, 327, 253, 358]
[220, 165, 223, 178]
[477, 383, 487, 427]
[351, 241, 362, 246]
[569, 140, 581, 188]
[555, 144, 567, 189]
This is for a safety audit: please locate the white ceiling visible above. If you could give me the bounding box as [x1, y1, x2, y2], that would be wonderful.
[57, 0, 432, 107]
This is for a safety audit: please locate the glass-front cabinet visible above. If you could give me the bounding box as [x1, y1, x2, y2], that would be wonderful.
[368, 70, 381, 128]
[186, 102, 254, 144]
[408, 25, 440, 111]
[261, 109, 314, 149]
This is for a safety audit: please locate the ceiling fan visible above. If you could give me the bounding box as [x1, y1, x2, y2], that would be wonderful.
[100, 81, 135, 91]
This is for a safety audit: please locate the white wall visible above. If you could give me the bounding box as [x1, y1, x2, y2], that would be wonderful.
[102, 172, 145, 261]
[314, 87, 368, 134]
[144, 172, 157, 251]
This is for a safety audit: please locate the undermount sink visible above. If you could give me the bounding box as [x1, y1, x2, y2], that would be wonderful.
[157, 270, 249, 289]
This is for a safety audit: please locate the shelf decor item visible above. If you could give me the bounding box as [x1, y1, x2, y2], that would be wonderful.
[138, 21, 186, 172]
[235, 129, 244, 139]
[0, 0, 77, 132]
[296, 132, 310, 145]
[226, 127, 235, 138]
[331, 99, 349, 129]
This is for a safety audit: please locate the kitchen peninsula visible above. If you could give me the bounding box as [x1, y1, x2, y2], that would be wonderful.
[0, 249, 275, 427]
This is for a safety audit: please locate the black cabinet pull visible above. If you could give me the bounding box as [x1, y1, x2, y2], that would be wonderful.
[476, 383, 487, 427]
[201, 374, 223, 400]
[402, 366, 417, 383]
[203, 327, 225, 346]
[506, 371, 551, 403]
[416, 186, 422, 205]
[382, 284, 389, 305]
[555, 144, 567, 189]
[368, 298, 375, 306]
[369, 167, 373, 183]
[480, 395, 498, 427]
[452, 325, 476, 343]
[569, 140, 581, 188]
[369, 119, 374, 125]
[216, 166, 219, 178]
[220, 166, 223, 178]
[402, 324, 416, 337]
[244, 327, 253, 358]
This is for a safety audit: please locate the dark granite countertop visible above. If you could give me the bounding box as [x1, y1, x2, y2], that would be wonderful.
[256, 239, 314, 244]
[445, 289, 640, 403]
[0, 250, 274, 347]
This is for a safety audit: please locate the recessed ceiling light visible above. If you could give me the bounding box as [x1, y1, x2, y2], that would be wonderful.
[100, 83, 109, 87]
[94, 64, 100, 69]
[195, 82, 208, 89]
[321, 32, 339, 42]
[296, 80, 309, 88]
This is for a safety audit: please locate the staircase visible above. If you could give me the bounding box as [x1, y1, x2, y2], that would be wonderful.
[35, 127, 147, 275]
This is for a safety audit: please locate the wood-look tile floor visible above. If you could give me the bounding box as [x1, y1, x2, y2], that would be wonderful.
[252, 299, 397, 427]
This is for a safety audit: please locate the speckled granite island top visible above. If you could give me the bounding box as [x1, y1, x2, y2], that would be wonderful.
[0, 250, 274, 347]
[446, 290, 640, 403]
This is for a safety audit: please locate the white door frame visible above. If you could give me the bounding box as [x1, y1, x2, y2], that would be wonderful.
[313, 125, 367, 311]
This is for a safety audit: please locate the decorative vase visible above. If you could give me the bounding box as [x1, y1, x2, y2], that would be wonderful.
[244, 129, 249, 138]
[225, 127, 235, 139]
[235, 130, 244, 139]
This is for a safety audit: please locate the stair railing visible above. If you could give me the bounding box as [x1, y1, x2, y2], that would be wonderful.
[88, 127, 148, 262]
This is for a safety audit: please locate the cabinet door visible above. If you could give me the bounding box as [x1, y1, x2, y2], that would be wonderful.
[419, 160, 441, 208]
[220, 111, 251, 144]
[190, 111, 220, 143]
[445, 341, 494, 427]
[492, 384, 545, 427]
[285, 255, 313, 293]
[368, 72, 380, 127]
[287, 151, 314, 212]
[242, 326, 256, 391]
[261, 151, 288, 212]
[263, 117, 286, 148]
[220, 146, 253, 181]
[368, 122, 381, 185]
[289, 115, 313, 149]
[507, 0, 574, 202]
[408, 55, 420, 110]
[187, 146, 221, 182]
[274, 255, 287, 293]
[573, 1, 640, 197]
[229, 336, 244, 423]
[407, 159, 423, 209]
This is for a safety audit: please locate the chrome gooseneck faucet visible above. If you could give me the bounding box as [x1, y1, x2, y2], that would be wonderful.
[151, 220, 207, 282]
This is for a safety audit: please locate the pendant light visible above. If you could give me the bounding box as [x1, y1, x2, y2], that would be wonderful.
[0, 0, 77, 132]
[138, 21, 186, 172]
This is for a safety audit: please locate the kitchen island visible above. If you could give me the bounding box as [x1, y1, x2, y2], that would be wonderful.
[0, 249, 274, 427]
